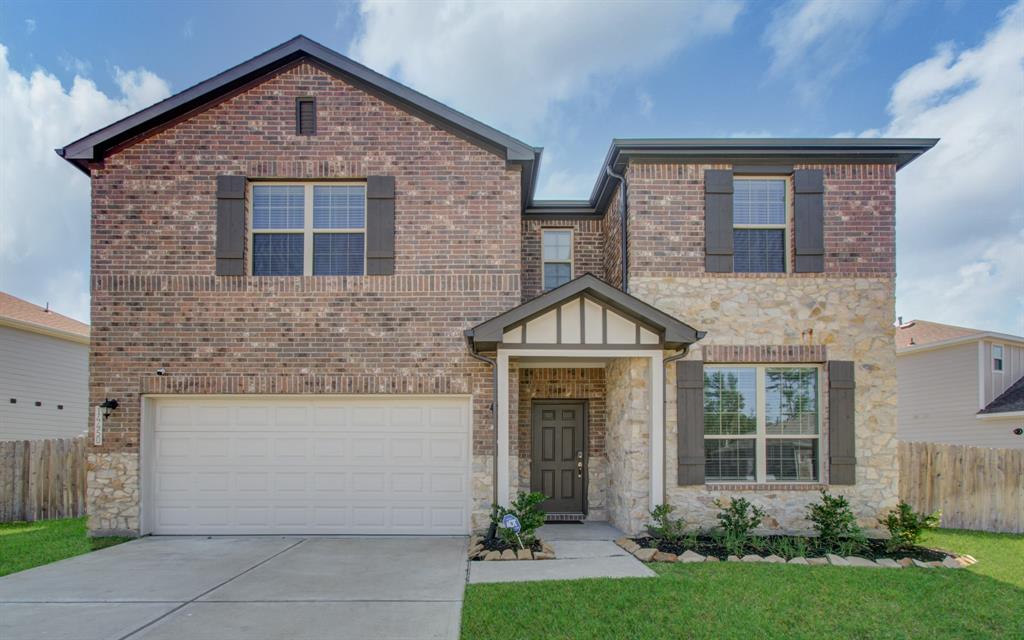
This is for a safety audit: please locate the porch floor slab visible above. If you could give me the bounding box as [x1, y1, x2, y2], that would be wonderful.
[537, 522, 626, 541]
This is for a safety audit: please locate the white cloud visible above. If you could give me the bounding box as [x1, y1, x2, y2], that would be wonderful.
[878, 1, 1024, 335]
[0, 44, 171, 322]
[348, 0, 742, 138]
[636, 89, 654, 118]
[763, 0, 909, 103]
[24, 19, 36, 35]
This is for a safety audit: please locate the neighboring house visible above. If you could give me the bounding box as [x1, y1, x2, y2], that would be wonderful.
[0, 292, 89, 440]
[896, 320, 1024, 449]
[58, 36, 936, 537]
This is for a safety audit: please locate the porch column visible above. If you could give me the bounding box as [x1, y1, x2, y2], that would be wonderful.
[649, 354, 664, 511]
[496, 349, 511, 506]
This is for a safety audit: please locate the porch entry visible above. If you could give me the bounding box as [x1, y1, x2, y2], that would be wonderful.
[531, 400, 586, 516]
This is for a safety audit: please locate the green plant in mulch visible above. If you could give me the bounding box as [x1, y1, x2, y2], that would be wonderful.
[884, 501, 941, 552]
[490, 491, 546, 548]
[713, 497, 766, 556]
[648, 504, 689, 545]
[807, 490, 867, 554]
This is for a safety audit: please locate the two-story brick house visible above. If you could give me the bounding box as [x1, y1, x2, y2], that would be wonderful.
[59, 36, 935, 536]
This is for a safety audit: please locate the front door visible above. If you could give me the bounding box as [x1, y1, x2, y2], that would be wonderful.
[531, 401, 585, 514]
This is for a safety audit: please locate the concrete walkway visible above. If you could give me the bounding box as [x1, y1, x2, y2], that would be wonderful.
[468, 522, 655, 584]
[0, 536, 467, 640]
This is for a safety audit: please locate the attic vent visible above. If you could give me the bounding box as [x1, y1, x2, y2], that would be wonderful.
[296, 97, 316, 136]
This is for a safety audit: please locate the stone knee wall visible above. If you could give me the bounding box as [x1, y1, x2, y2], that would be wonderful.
[605, 358, 651, 534]
[87, 452, 139, 537]
[633, 276, 899, 531]
[472, 454, 495, 532]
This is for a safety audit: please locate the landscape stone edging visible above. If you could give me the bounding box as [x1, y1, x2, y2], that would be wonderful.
[469, 535, 556, 561]
[613, 538, 977, 570]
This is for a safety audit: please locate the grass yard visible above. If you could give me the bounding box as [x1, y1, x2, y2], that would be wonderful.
[461, 529, 1024, 639]
[0, 517, 132, 577]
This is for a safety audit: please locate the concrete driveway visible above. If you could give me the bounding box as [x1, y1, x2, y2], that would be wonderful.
[0, 536, 468, 640]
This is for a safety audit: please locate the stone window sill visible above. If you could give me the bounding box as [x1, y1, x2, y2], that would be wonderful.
[704, 483, 828, 492]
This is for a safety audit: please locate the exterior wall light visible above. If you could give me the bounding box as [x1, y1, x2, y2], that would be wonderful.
[100, 398, 120, 419]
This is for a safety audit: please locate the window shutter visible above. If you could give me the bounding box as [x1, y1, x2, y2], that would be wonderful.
[827, 360, 856, 485]
[794, 169, 824, 273]
[215, 175, 246, 276]
[677, 360, 705, 485]
[296, 98, 316, 135]
[366, 176, 395, 275]
[704, 169, 734, 272]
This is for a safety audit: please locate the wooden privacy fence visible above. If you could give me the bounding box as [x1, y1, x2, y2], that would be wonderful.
[0, 437, 87, 523]
[899, 441, 1024, 534]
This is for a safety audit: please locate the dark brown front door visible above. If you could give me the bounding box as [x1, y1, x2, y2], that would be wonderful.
[531, 401, 585, 514]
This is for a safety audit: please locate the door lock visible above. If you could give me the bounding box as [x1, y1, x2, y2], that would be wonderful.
[577, 459, 583, 478]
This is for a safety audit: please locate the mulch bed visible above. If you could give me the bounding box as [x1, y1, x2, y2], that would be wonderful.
[480, 536, 543, 554]
[632, 535, 949, 562]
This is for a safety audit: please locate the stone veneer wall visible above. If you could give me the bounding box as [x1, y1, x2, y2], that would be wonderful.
[604, 358, 652, 534]
[87, 452, 139, 536]
[633, 275, 899, 531]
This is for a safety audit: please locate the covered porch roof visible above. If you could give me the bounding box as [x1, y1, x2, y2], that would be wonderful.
[466, 273, 704, 352]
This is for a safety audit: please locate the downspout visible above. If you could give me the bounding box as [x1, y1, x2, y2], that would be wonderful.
[605, 165, 628, 293]
[464, 333, 499, 507]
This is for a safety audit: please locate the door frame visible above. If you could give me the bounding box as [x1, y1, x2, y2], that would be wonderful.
[529, 398, 588, 515]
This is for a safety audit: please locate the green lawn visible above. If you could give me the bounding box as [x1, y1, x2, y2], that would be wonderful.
[461, 529, 1024, 639]
[0, 517, 132, 577]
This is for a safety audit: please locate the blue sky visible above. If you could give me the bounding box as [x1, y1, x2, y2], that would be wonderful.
[0, 0, 1021, 334]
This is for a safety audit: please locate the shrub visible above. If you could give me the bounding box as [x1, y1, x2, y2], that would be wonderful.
[648, 504, 688, 544]
[491, 491, 547, 548]
[883, 502, 940, 551]
[806, 490, 866, 553]
[713, 497, 766, 555]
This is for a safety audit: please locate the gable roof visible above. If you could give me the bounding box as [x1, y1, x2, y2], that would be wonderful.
[896, 319, 1024, 352]
[979, 375, 1024, 415]
[466, 273, 703, 351]
[0, 292, 89, 343]
[56, 35, 541, 207]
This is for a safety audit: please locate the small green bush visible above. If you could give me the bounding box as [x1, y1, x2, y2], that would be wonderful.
[713, 497, 766, 555]
[491, 491, 547, 548]
[883, 502, 940, 551]
[806, 490, 866, 554]
[764, 535, 810, 560]
[648, 504, 688, 544]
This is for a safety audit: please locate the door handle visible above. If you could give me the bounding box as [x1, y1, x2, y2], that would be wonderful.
[577, 460, 583, 478]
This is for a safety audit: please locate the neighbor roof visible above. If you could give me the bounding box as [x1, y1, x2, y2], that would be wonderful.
[56, 35, 937, 214]
[0, 292, 89, 342]
[895, 320, 983, 349]
[979, 375, 1024, 415]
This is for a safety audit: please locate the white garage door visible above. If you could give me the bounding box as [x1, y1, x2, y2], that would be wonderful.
[147, 396, 470, 535]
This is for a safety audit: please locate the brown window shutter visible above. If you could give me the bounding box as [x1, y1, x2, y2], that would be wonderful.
[296, 98, 316, 135]
[704, 169, 734, 272]
[366, 176, 395, 275]
[794, 169, 824, 272]
[827, 360, 856, 484]
[215, 175, 246, 276]
[677, 360, 705, 485]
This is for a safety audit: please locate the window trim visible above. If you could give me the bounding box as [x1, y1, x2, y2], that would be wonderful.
[541, 228, 574, 291]
[993, 344, 1004, 372]
[703, 363, 823, 484]
[248, 181, 367, 276]
[732, 175, 792, 273]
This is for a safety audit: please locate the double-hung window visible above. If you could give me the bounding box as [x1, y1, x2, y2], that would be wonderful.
[251, 183, 366, 276]
[542, 229, 573, 290]
[993, 344, 1004, 372]
[733, 178, 788, 273]
[704, 365, 821, 483]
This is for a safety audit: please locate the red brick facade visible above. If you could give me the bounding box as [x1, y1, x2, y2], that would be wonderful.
[515, 367, 607, 459]
[520, 219, 604, 301]
[88, 61, 521, 455]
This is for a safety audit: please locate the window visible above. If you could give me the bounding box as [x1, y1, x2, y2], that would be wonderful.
[993, 345, 1004, 372]
[296, 98, 316, 135]
[704, 365, 821, 483]
[250, 183, 365, 276]
[542, 229, 573, 290]
[733, 178, 788, 273]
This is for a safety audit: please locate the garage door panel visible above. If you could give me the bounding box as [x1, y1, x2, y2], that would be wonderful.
[150, 396, 470, 535]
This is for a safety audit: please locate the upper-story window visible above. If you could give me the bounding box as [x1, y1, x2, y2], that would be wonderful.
[250, 183, 365, 276]
[542, 229, 573, 290]
[733, 178, 788, 273]
[704, 365, 821, 483]
[993, 344, 1004, 372]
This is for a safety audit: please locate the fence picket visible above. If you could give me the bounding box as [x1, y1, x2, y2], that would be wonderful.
[0, 437, 87, 522]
